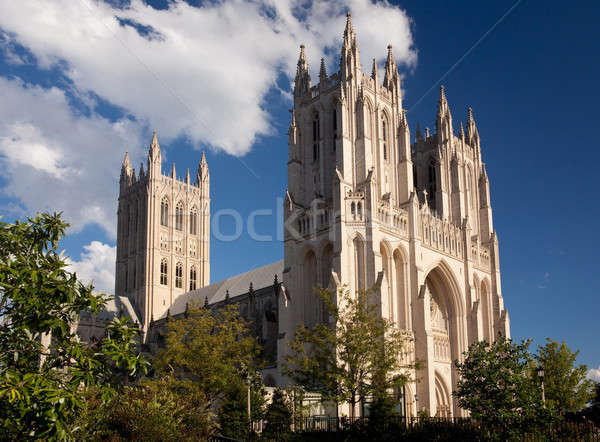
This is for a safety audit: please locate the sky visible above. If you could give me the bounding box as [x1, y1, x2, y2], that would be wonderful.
[0, 0, 598, 379]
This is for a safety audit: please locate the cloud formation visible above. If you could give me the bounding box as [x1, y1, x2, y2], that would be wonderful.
[0, 0, 416, 237]
[0, 77, 143, 236]
[0, 0, 416, 156]
[66, 241, 117, 295]
[588, 365, 600, 383]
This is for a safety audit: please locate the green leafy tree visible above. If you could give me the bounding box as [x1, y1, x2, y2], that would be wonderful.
[262, 388, 293, 441]
[217, 372, 265, 440]
[154, 302, 261, 408]
[0, 213, 148, 440]
[76, 376, 214, 441]
[284, 286, 414, 419]
[533, 338, 594, 415]
[454, 335, 549, 439]
[583, 382, 600, 425]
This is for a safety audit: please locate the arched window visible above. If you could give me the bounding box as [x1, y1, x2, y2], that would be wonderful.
[351, 202, 356, 218]
[382, 117, 388, 161]
[312, 113, 320, 161]
[190, 266, 197, 291]
[175, 262, 183, 288]
[428, 160, 437, 206]
[160, 259, 168, 285]
[160, 198, 169, 227]
[332, 108, 337, 152]
[190, 207, 198, 235]
[466, 169, 472, 210]
[133, 203, 138, 233]
[126, 206, 130, 236]
[175, 202, 184, 231]
[357, 202, 362, 218]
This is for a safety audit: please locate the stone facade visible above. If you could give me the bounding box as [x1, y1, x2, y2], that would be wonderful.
[80, 12, 510, 420]
[115, 132, 210, 337]
[278, 13, 510, 418]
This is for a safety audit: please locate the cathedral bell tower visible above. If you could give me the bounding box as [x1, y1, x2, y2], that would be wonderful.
[115, 132, 210, 338]
[280, 12, 414, 351]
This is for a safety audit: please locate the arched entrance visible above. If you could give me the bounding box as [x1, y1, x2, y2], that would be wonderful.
[422, 263, 467, 418]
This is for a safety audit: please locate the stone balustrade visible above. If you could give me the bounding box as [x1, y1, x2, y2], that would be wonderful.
[419, 210, 464, 259]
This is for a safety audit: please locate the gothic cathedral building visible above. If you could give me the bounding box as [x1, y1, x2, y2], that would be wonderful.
[79, 12, 510, 420]
[278, 13, 510, 417]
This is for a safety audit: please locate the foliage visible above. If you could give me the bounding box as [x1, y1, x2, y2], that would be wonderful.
[218, 375, 266, 441]
[454, 335, 551, 440]
[75, 376, 214, 441]
[153, 302, 261, 408]
[284, 286, 414, 419]
[0, 212, 148, 440]
[533, 338, 594, 415]
[262, 388, 293, 441]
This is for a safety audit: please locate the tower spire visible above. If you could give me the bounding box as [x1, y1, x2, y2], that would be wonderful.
[121, 151, 131, 170]
[319, 58, 327, 84]
[466, 107, 480, 147]
[371, 58, 378, 82]
[340, 12, 360, 81]
[294, 45, 311, 97]
[383, 45, 396, 90]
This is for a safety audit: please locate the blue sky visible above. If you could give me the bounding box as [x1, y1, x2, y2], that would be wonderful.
[0, 0, 598, 376]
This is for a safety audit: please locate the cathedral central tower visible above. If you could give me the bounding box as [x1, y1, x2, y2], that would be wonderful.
[279, 13, 510, 419]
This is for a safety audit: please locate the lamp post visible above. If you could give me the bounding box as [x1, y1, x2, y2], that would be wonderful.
[247, 372, 252, 431]
[537, 365, 546, 406]
[414, 393, 419, 417]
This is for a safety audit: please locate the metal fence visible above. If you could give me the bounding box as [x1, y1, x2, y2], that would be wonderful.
[244, 416, 600, 441]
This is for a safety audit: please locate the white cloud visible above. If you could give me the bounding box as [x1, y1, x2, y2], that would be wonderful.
[588, 366, 600, 383]
[66, 241, 116, 294]
[0, 0, 416, 239]
[0, 77, 143, 237]
[0, 0, 416, 156]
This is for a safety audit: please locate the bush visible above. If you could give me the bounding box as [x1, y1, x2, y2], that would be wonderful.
[262, 388, 293, 441]
[76, 377, 214, 441]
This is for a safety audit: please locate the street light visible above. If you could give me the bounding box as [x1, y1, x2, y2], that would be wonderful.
[537, 365, 546, 406]
[414, 393, 419, 417]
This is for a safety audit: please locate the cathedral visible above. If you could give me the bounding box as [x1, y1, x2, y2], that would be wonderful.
[78, 13, 510, 419]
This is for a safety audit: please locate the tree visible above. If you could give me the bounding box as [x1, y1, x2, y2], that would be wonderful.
[0, 213, 148, 440]
[153, 302, 261, 409]
[284, 286, 414, 419]
[76, 377, 215, 441]
[217, 371, 266, 439]
[262, 388, 293, 441]
[533, 338, 594, 415]
[454, 335, 548, 439]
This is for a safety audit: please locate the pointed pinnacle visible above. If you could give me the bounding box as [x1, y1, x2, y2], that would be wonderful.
[345, 12, 353, 34]
[319, 58, 327, 80]
[468, 107, 474, 122]
[416, 122, 422, 140]
[186, 168, 190, 183]
[459, 122, 465, 139]
[298, 44, 307, 66]
[122, 151, 131, 169]
[171, 162, 176, 179]
[201, 150, 207, 165]
[371, 58, 378, 80]
[150, 130, 159, 150]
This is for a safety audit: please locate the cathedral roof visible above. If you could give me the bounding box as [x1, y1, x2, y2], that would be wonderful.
[167, 260, 284, 318]
[79, 295, 140, 324]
